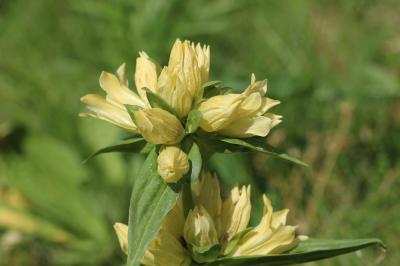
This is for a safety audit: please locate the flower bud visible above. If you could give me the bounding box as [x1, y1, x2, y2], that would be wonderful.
[157, 146, 190, 183]
[229, 194, 308, 257]
[220, 185, 251, 241]
[184, 205, 219, 247]
[134, 108, 185, 145]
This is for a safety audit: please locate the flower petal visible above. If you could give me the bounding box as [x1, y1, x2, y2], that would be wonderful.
[100, 71, 144, 108]
[135, 51, 158, 101]
[80, 94, 136, 132]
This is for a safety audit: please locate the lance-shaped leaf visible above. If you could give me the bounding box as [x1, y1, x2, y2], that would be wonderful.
[83, 137, 153, 163]
[190, 244, 222, 264]
[208, 238, 385, 266]
[187, 141, 202, 183]
[144, 88, 180, 118]
[194, 80, 222, 106]
[127, 148, 180, 266]
[186, 109, 203, 134]
[216, 137, 308, 167]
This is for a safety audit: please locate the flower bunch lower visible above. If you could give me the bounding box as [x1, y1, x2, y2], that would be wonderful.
[115, 172, 308, 265]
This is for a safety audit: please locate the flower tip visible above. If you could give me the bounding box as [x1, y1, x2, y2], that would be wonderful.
[138, 51, 149, 58]
[78, 113, 90, 118]
[117, 62, 126, 72]
[298, 235, 309, 241]
[80, 94, 90, 102]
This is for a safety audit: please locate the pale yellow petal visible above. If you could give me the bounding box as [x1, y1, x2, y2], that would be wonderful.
[100, 71, 145, 108]
[271, 209, 289, 229]
[220, 186, 251, 241]
[157, 66, 193, 118]
[116, 63, 129, 87]
[80, 94, 136, 132]
[135, 51, 158, 101]
[218, 115, 277, 138]
[244, 75, 267, 96]
[113, 223, 128, 255]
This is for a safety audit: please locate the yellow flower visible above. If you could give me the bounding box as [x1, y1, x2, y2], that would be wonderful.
[156, 39, 210, 117]
[80, 64, 145, 132]
[134, 39, 210, 118]
[114, 223, 190, 266]
[198, 74, 281, 137]
[184, 205, 219, 247]
[81, 39, 209, 136]
[220, 185, 252, 242]
[134, 108, 185, 145]
[157, 146, 190, 183]
[228, 195, 308, 257]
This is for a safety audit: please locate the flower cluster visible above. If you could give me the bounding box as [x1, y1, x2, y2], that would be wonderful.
[114, 172, 307, 266]
[80, 39, 281, 183]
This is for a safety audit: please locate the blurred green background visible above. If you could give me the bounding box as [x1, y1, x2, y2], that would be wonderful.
[0, 0, 399, 265]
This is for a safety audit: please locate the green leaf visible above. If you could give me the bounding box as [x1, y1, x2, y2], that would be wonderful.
[223, 227, 253, 255]
[203, 80, 222, 88]
[144, 88, 180, 118]
[187, 141, 202, 183]
[127, 148, 180, 266]
[125, 104, 143, 123]
[217, 137, 308, 167]
[186, 109, 203, 134]
[195, 80, 222, 106]
[190, 244, 222, 264]
[83, 137, 153, 163]
[209, 238, 385, 266]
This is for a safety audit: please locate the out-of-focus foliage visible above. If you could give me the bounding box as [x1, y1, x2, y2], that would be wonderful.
[0, 0, 398, 265]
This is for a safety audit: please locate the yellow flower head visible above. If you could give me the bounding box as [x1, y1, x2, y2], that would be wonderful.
[157, 146, 190, 183]
[134, 108, 185, 145]
[184, 205, 219, 247]
[133, 39, 210, 118]
[156, 39, 210, 117]
[114, 173, 306, 263]
[229, 195, 308, 257]
[199, 74, 281, 137]
[220, 185, 252, 241]
[81, 39, 209, 139]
